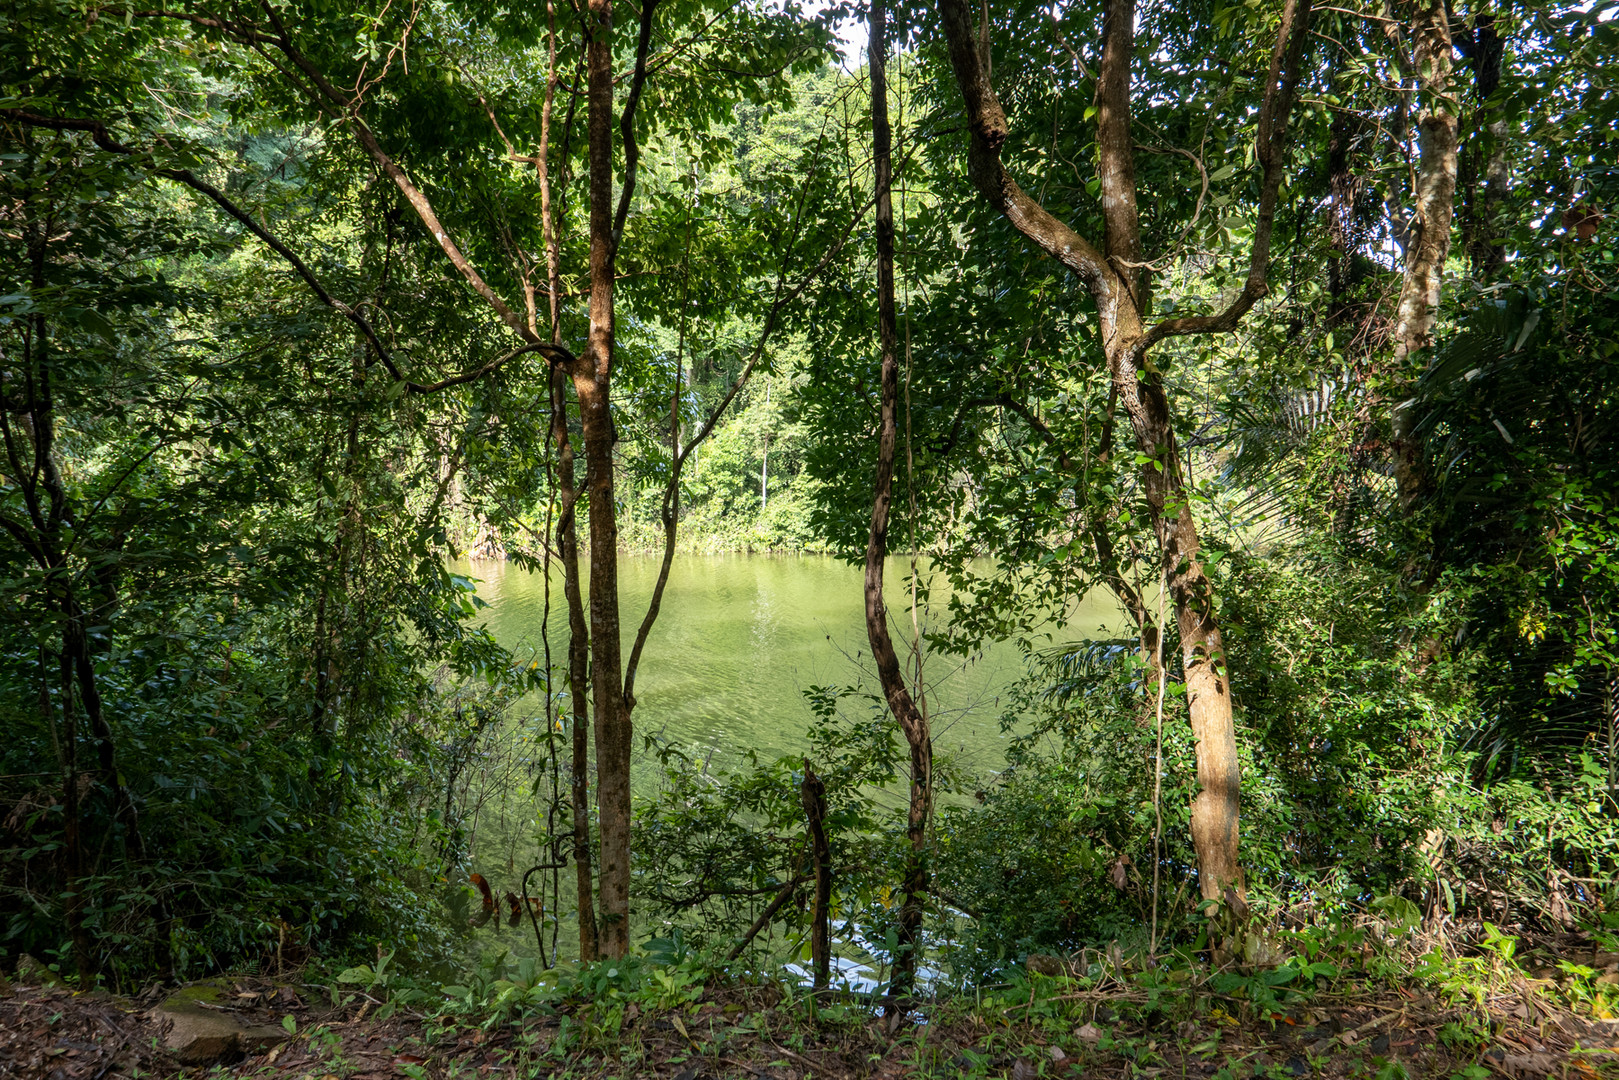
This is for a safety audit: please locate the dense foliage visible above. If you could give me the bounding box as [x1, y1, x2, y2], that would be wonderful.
[1, 0, 1614, 994]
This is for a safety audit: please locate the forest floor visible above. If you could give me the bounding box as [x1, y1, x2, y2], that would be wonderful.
[4, 944, 1618, 1080]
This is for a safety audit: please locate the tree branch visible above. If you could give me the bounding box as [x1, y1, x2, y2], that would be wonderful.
[1134, 0, 1314, 353]
[725, 875, 808, 961]
[1, 108, 579, 390]
[936, 0, 1116, 301]
[611, 0, 660, 253]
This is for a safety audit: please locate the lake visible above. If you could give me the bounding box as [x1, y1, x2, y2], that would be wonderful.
[449, 552, 1125, 969]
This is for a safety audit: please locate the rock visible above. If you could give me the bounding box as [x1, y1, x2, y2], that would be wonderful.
[240, 1024, 294, 1055]
[15, 954, 66, 988]
[158, 1004, 246, 1065]
[153, 982, 289, 1066]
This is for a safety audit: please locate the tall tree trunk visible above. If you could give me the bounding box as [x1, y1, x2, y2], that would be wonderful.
[1115, 371, 1242, 900]
[935, 0, 1312, 902]
[1390, 0, 1460, 507]
[1459, 8, 1508, 278]
[577, 0, 632, 959]
[536, 0, 597, 963]
[867, 0, 933, 1010]
[552, 368, 597, 961]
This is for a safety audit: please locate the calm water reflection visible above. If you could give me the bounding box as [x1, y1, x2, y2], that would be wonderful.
[448, 552, 1123, 968]
[453, 552, 1086, 774]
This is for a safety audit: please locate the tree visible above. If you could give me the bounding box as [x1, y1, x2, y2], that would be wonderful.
[929, 0, 1314, 899]
[864, 0, 933, 1009]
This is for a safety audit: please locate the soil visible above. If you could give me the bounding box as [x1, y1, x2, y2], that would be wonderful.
[2, 971, 1617, 1079]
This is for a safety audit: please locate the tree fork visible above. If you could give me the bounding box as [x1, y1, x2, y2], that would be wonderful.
[935, 0, 1312, 901]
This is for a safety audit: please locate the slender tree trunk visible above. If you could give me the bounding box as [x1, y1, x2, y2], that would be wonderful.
[867, 0, 932, 1010]
[536, 0, 597, 963]
[801, 767, 831, 991]
[1390, 0, 1459, 507]
[936, 0, 1311, 902]
[577, 0, 632, 959]
[552, 369, 597, 961]
[1460, 8, 1508, 279]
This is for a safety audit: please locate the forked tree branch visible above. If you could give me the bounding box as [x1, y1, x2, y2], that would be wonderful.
[935, 0, 1314, 352]
[1133, 0, 1315, 353]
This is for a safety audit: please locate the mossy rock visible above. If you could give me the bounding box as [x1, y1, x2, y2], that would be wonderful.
[162, 980, 230, 1007]
[155, 979, 288, 1065]
[15, 954, 67, 988]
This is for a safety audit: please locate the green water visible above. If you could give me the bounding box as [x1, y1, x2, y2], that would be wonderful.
[450, 552, 1125, 967]
[460, 553, 1063, 772]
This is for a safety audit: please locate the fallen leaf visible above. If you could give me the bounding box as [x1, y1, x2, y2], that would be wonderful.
[1075, 1023, 1102, 1042]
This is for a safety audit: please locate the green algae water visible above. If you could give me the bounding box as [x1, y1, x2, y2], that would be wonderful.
[448, 552, 1126, 970]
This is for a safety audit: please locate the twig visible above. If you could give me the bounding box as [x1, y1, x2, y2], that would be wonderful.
[766, 1040, 821, 1068]
[724, 875, 808, 961]
[1336, 1008, 1404, 1046]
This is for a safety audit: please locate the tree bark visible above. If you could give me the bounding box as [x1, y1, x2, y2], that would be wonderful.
[1459, 8, 1508, 278]
[1390, 0, 1460, 507]
[551, 367, 598, 962]
[578, 0, 633, 960]
[867, 0, 933, 1010]
[936, 0, 1312, 901]
[802, 767, 832, 991]
[535, 0, 597, 963]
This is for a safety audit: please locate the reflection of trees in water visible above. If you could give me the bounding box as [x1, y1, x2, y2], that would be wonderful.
[458, 699, 575, 967]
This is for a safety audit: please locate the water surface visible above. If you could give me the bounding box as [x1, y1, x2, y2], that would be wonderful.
[450, 552, 1124, 968]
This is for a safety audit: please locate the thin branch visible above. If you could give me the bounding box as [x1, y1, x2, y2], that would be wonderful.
[1, 109, 579, 391]
[612, 0, 660, 253]
[724, 875, 807, 961]
[621, 180, 879, 707]
[1134, 0, 1315, 354]
[246, 1, 541, 345]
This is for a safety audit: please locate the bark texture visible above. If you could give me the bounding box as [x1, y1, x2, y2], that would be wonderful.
[936, 0, 1312, 900]
[1390, 0, 1460, 507]
[1459, 8, 1508, 278]
[535, 3, 597, 964]
[866, 0, 933, 1007]
[578, 0, 633, 960]
[552, 368, 597, 961]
